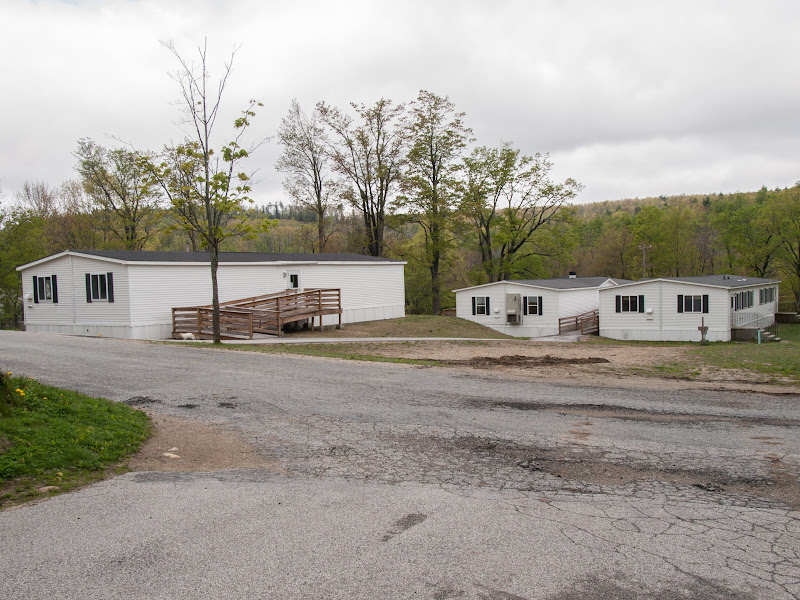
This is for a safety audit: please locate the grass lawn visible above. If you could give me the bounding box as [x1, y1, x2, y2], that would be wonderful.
[0, 372, 150, 509]
[691, 323, 800, 381]
[585, 323, 800, 383]
[285, 314, 516, 339]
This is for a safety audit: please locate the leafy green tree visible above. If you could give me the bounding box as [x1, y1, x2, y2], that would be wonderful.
[155, 39, 272, 343]
[766, 183, 800, 310]
[0, 207, 49, 328]
[461, 144, 582, 282]
[397, 91, 471, 314]
[75, 139, 162, 250]
[630, 205, 664, 277]
[317, 98, 406, 257]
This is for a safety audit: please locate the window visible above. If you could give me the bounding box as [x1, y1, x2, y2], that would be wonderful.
[732, 290, 754, 311]
[615, 294, 645, 313]
[288, 273, 300, 289]
[760, 287, 776, 304]
[85, 272, 115, 303]
[523, 296, 543, 316]
[472, 296, 490, 316]
[32, 275, 58, 304]
[677, 294, 708, 314]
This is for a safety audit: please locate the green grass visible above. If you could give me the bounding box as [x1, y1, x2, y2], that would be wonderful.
[585, 324, 800, 382]
[691, 323, 800, 381]
[284, 315, 516, 339]
[0, 372, 150, 508]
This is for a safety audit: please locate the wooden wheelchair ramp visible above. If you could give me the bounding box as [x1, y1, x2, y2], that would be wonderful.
[559, 309, 599, 335]
[172, 288, 342, 340]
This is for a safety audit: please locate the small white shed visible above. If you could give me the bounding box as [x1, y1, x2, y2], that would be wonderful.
[17, 250, 406, 339]
[598, 275, 780, 342]
[454, 277, 627, 337]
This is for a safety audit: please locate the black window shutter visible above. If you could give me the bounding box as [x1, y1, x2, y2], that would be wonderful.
[677, 295, 683, 313]
[107, 272, 115, 303]
[702, 294, 709, 314]
[486, 297, 490, 314]
[538, 296, 543, 316]
[522, 296, 528, 316]
[32, 276, 39, 303]
[472, 297, 476, 315]
[85, 273, 92, 303]
[52, 275, 58, 304]
[638, 294, 644, 313]
[615, 295, 621, 313]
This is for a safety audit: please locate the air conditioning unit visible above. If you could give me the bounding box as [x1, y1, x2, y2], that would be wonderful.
[506, 293, 521, 324]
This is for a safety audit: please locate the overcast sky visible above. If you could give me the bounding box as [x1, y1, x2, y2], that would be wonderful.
[2, 0, 799, 208]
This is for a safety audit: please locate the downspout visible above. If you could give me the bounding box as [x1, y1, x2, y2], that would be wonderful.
[658, 280, 663, 332]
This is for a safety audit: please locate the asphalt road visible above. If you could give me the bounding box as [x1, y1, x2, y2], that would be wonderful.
[1, 331, 799, 599]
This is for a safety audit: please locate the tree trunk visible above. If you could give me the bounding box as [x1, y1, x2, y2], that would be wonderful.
[210, 244, 221, 343]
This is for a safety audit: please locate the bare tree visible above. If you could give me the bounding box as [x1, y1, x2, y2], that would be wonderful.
[15, 180, 58, 218]
[276, 100, 340, 252]
[317, 98, 406, 257]
[154, 39, 270, 343]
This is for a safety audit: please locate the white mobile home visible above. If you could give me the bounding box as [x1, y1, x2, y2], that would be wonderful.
[598, 275, 780, 342]
[17, 250, 406, 340]
[454, 277, 628, 337]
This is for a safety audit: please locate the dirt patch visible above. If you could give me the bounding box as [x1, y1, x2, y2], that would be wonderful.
[314, 339, 800, 393]
[449, 354, 610, 368]
[128, 412, 287, 474]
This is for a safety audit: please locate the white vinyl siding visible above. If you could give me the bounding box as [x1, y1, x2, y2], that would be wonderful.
[455, 280, 615, 338]
[20, 252, 405, 339]
[126, 261, 405, 330]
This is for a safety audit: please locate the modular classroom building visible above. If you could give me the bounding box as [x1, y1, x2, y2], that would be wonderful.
[17, 250, 406, 340]
[454, 276, 627, 338]
[598, 275, 780, 342]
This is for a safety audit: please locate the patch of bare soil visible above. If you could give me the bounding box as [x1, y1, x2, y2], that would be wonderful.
[449, 354, 610, 368]
[348, 339, 800, 393]
[128, 412, 287, 474]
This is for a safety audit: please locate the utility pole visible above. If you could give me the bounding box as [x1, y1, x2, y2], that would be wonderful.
[639, 244, 652, 278]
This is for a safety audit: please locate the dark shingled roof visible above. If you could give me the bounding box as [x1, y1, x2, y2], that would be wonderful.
[508, 277, 630, 290]
[656, 275, 779, 288]
[73, 250, 402, 263]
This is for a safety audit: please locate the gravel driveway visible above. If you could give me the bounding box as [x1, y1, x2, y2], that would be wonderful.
[1, 331, 799, 599]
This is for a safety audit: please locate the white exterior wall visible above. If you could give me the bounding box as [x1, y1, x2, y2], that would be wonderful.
[455, 283, 600, 337]
[22, 254, 405, 340]
[21, 254, 133, 338]
[600, 281, 731, 342]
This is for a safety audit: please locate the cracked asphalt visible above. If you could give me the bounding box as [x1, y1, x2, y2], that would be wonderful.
[1, 330, 799, 599]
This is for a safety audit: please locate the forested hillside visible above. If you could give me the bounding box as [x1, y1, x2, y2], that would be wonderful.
[3, 181, 798, 329]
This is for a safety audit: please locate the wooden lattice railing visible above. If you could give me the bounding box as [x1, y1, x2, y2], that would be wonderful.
[172, 288, 342, 340]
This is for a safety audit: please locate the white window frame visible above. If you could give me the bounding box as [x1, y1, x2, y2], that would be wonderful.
[620, 295, 638, 313]
[288, 272, 300, 290]
[475, 296, 488, 315]
[38, 276, 52, 301]
[683, 295, 702, 313]
[91, 273, 108, 301]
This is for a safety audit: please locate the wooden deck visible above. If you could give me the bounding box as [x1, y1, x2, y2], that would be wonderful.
[558, 309, 599, 335]
[172, 288, 343, 340]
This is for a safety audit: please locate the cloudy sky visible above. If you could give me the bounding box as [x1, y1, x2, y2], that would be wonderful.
[1, 0, 799, 208]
